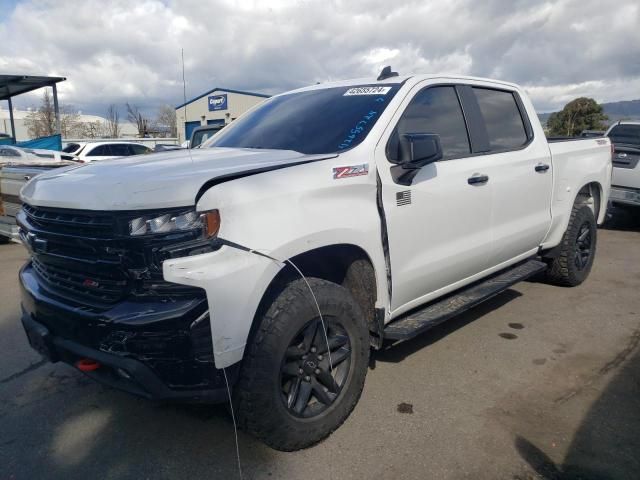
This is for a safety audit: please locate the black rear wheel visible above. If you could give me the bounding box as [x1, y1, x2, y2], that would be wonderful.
[235, 277, 369, 451]
[543, 204, 597, 286]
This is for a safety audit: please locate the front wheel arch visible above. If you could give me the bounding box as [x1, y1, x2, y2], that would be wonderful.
[249, 244, 379, 351]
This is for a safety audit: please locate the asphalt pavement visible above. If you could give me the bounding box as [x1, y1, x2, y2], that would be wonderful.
[1, 209, 639, 480]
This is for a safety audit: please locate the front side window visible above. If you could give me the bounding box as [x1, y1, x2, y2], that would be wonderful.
[387, 86, 471, 161]
[473, 88, 528, 151]
[204, 84, 401, 154]
[130, 144, 151, 155]
[86, 145, 109, 156]
[607, 124, 640, 146]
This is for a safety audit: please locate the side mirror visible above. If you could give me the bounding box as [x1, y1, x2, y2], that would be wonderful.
[398, 133, 443, 169]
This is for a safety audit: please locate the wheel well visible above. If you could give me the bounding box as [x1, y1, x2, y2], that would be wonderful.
[576, 182, 602, 221]
[253, 244, 379, 343]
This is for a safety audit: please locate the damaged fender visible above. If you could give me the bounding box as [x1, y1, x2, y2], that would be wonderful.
[163, 244, 282, 368]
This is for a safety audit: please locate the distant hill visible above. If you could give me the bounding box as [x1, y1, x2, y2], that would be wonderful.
[603, 99, 640, 116]
[538, 99, 640, 127]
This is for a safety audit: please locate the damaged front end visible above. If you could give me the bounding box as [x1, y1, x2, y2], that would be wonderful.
[17, 203, 235, 402]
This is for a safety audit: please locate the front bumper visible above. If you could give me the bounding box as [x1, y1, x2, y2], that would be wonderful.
[20, 262, 236, 403]
[610, 186, 640, 208]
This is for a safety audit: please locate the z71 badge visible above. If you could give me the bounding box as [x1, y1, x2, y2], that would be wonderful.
[333, 164, 369, 179]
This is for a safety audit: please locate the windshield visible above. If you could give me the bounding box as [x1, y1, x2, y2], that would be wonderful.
[607, 124, 640, 146]
[202, 84, 401, 154]
[192, 127, 222, 148]
[62, 143, 81, 153]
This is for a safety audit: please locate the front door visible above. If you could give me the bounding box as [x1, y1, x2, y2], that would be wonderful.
[376, 84, 494, 313]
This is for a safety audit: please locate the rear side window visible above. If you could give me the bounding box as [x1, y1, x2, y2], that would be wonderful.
[86, 145, 110, 156]
[607, 124, 640, 147]
[110, 144, 132, 157]
[473, 88, 528, 150]
[388, 86, 471, 161]
[0, 147, 20, 157]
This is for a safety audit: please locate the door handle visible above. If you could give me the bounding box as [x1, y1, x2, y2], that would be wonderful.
[467, 174, 489, 185]
[535, 163, 550, 172]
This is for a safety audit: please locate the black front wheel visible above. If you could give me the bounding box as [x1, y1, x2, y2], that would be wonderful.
[235, 277, 369, 451]
[543, 204, 597, 286]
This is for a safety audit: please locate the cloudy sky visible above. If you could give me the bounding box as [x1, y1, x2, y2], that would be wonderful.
[1, 0, 639, 116]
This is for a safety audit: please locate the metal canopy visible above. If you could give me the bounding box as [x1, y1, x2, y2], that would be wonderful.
[0, 74, 66, 101]
[0, 74, 66, 142]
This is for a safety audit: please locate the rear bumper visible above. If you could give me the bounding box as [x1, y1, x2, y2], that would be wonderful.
[610, 186, 640, 208]
[20, 262, 236, 403]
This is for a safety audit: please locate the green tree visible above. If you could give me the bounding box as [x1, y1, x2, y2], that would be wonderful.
[547, 97, 608, 137]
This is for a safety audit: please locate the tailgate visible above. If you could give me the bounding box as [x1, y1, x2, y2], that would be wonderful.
[1, 165, 58, 220]
[611, 144, 640, 189]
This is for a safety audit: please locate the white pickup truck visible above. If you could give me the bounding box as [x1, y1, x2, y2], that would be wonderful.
[17, 70, 611, 451]
[606, 121, 640, 211]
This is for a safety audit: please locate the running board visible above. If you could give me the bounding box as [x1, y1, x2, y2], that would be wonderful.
[383, 259, 547, 341]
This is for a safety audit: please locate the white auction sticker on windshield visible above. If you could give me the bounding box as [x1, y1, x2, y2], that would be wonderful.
[344, 86, 392, 96]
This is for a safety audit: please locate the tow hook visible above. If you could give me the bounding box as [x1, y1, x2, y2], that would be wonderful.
[76, 358, 101, 372]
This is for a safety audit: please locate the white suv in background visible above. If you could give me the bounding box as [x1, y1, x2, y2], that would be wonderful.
[72, 142, 152, 162]
[606, 121, 640, 210]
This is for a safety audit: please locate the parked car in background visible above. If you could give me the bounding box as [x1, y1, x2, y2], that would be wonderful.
[606, 121, 640, 211]
[580, 130, 605, 138]
[62, 142, 86, 155]
[74, 142, 152, 161]
[189, 124, 224, 148]
[0, 145, 79, 164]
[17, 71, 612, 450]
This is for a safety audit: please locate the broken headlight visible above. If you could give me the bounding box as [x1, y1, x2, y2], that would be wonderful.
[129, 210, 220, 237]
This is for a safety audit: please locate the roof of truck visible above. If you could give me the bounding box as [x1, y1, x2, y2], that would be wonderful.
[283, 73, 520, 96]
[611, 120, 640, 125]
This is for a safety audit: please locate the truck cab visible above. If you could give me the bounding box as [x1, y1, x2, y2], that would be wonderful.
[17, 71, 611, 451]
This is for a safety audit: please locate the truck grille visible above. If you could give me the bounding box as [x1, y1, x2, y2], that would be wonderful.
[22, 203, 115, 237]
[32, 256, 127, 305]
[19, 204, 204, 310]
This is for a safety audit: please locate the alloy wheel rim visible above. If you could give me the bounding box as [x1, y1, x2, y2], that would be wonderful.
[574, 221, 592, 271]
[280, 317, 352, 418]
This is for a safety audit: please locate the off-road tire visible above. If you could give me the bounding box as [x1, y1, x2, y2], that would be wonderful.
[543, 204, 597, 286]
[235, 277, 369, 451]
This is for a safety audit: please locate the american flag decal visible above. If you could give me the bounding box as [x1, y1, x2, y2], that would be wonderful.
[333, 164, 369, 179]
[396, 190, 412, 206]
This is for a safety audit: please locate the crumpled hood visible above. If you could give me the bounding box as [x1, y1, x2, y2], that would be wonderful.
[21, 147, 334, 210]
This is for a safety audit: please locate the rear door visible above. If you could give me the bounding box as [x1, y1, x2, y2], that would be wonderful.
[376, 83, 495, 313]
[109, 144, 133, 157]
[470, 87, 553, 266]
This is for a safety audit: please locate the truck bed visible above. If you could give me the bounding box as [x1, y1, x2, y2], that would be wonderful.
[0, 164, 67, 241]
